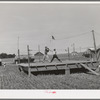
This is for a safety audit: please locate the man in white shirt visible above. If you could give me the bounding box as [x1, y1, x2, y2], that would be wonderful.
[50, 49, 62, 63]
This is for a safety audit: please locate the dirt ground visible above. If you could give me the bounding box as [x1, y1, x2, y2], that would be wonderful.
[0, 63, 100, 89]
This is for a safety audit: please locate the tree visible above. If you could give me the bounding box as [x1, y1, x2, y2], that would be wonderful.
[0, 53, 16, 58]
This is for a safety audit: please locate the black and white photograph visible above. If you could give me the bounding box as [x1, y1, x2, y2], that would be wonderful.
[0, 2, 100, 95]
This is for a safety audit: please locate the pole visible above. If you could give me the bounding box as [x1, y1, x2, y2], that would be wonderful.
[73, 43, 75, 52]
[92, 30, 98, 61]
[27, 45, 31, 77]
[72, 43, 75, 58]
[18, 49, 20, 64]
[38, 45, 40, 62]
[18, 37, 19, 51]
[68, 47, 70, 60]
[17, 37, 20, 64]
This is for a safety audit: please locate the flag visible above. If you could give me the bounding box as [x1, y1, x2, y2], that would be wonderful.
[52, 35, 55, 40]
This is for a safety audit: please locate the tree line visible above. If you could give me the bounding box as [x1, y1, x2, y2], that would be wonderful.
[0, 53, 16, 58]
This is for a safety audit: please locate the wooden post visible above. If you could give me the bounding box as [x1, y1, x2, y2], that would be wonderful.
[68, 47, 70, 60]
[65, 64, 70, 75]
[92, 30, 98, 61]
[27, 45, 31, 77]
[18, 49, 20, 64]
[72, 43, 75, 59]
[80, 63, 99, 75]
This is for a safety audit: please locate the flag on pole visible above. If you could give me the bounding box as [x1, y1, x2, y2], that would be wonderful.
[52, 35, 55, 40]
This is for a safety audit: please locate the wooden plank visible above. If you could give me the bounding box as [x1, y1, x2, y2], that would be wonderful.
[80, 63, 99, 76]
[19, 61, 99, 74]
[46, 66, 57, 70]
[65, 64, 70, 75]
[31, 67, 56, 72]
[91, 62, 94, 67]
[44, 65, 47, 69]
[35, 66, 38, 71]
[30, 68, 37, 71]
[19, 61, 98, 67]
[56, 65, 66, 69]
[55, 65, 58, 70]
[75, 63, 80, 68]
[20, 66, 28, 71]
[28, 67, 31, 77]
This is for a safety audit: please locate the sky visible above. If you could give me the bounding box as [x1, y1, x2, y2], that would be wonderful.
[0, 3, 100, 55]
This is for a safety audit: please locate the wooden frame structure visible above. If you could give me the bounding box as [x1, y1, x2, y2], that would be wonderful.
[17, 30, 100, 77]
[18, 60, 99, 77]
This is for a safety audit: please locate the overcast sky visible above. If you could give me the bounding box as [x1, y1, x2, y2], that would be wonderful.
[0, 3, 100, 55]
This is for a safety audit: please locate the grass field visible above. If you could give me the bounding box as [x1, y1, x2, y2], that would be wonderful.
[0, 61, 100, 89]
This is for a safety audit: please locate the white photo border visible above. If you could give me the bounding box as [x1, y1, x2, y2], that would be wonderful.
[0, 1, 100, 99]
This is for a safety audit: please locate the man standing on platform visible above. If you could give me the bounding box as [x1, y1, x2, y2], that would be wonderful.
[43, 46, 50, 62]
[50, 49, 62, 63]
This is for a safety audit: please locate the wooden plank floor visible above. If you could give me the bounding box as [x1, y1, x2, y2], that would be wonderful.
[19, 60, 98, 68]
[18, 60, 99, 75]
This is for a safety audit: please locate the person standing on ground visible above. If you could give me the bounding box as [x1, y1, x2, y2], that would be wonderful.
[50, 49, 62, 63]
[43, 46, 50, 62]
[3, 62, 6, 68]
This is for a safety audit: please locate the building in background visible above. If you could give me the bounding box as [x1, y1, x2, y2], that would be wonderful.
[14, 55, 35, 64]
[34, 52, 44, 62]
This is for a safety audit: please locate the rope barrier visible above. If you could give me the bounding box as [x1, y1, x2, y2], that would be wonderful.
[52, 31, 91, 40]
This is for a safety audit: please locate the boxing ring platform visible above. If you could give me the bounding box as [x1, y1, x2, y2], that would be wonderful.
[18, 60, 100, 76]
